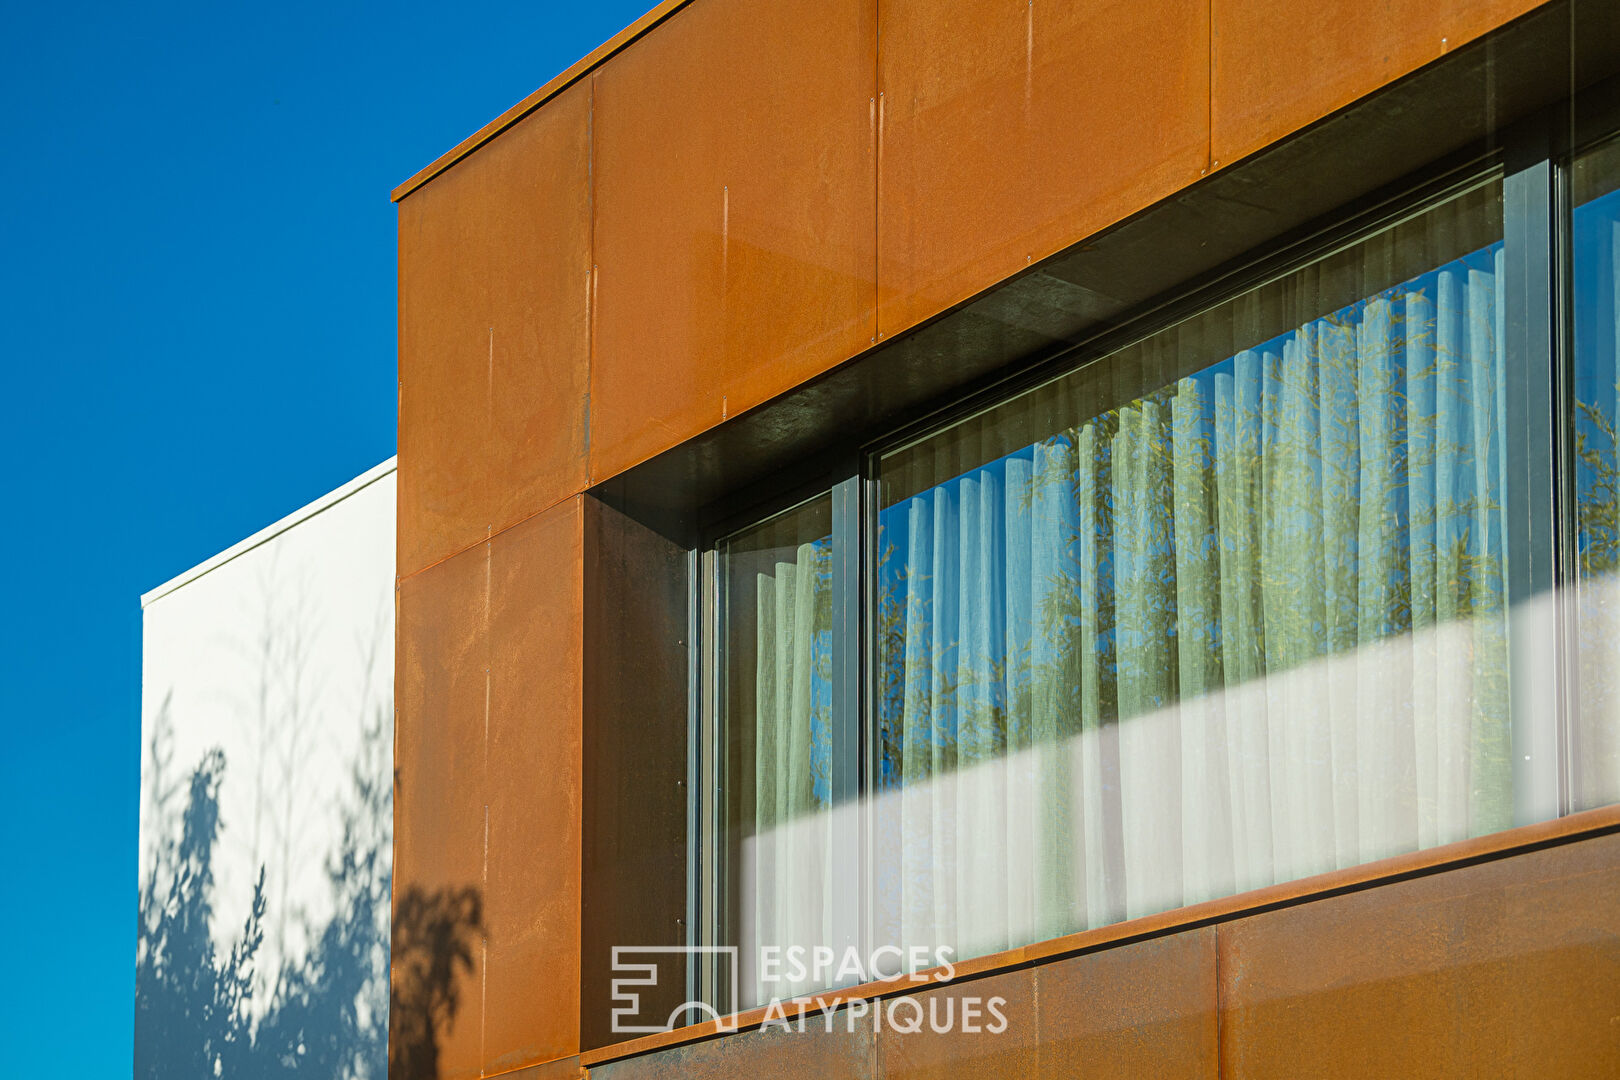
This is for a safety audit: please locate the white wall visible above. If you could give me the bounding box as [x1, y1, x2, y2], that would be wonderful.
[135, 459, 395, 1077]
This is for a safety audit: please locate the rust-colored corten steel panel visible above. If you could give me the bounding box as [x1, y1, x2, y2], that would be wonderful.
[1210, 0, 1546, 168]
[591, 1015, 873, 1080]
[393, 500, 587, 1079]
[484, 498, 585, 1073]
[397, 83, 591, 579]
[505, 1055, 589, 1080]
[875, 969, 1037, 1079]
[876, 0, 1210, 340]
[870, 934, 1215, 1078]
[1037, 929, 1218, 1077]
[504, 1057, 586, 1080]
[1219, 833, 1620, 1078]
[589, 0, 877, 483]
[579, 834, 1620, 1077]
[394, 547, 489, 1080]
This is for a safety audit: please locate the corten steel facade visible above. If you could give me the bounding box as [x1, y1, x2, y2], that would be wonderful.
[391, 2, 1620, 1079]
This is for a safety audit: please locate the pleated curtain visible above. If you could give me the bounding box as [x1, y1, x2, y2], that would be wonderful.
[743, 538, 834, 1003]
[873, 243, 1514, 964]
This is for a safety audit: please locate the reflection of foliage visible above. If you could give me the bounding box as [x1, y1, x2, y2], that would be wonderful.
[1575, 388, 1620, 807]
[1570, 182, 1620, 810]
[1577, 396, 1620, 576]
[871, 250, 1516, 947]
[875, 534, 908, 791]
[880, 271, 1511, 753]
[134, 703, 462, 1080]
[809, 539, 834, 806]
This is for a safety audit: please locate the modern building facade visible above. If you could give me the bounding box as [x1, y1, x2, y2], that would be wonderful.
[393, 2, 1620, 1078]
[136, 460, 396, 1078]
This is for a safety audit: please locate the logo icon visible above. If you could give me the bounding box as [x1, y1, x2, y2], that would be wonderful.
[609, 946, 740, 1035]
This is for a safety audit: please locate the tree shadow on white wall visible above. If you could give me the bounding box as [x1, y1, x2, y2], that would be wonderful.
[134, 702, 481, 1079]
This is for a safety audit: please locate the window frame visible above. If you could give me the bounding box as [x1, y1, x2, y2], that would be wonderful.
[684, 103, 1613, 1016]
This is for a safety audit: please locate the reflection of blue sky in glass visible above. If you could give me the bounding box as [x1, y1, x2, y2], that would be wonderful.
[868, 223, 1519, 964]
[811, 626, 834, 805]
[806, 534, 834, 808]
[1575, 180, 1620, 566]
[1571, 141, 1620, 813]
[737, 525, 835, 809]
[877, 238, 1508, 791]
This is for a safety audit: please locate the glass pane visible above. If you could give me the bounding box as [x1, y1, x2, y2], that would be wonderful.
[873, 179, 1515, 967]
[1573, 135, 1620, 812]
[718, 493, 837, 1008]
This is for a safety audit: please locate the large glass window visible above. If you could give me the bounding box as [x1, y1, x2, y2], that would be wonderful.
[872, 180, 1513, 961]
[694, 127, 1620, 1014]
[713, 492, 847, 1007]
[1573, 134, 1620, 812]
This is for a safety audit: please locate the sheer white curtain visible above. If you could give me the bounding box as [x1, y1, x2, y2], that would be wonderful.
[873, 243, 1513, 964]
[740, 539, 835, 1004]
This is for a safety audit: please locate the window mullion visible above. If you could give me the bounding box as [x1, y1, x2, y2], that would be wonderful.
[693, 546, 725, 1012]
[830, 473, 863, 967]
[1551, 132, 1580, 819]
[1503, 120, 1566, 824]
[685, 547, 702, 1007]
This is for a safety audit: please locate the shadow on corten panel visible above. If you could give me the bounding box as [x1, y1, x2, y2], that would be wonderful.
[389, 882, 485, 1080]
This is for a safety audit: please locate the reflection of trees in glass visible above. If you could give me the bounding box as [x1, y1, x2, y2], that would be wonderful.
[1577, 395, 1620, 574]
[809, 540, 834, 807]
[1570, 178, 1620, 810]
[1574, 382, 1620, 809]
[873, 245, 1514, 954]
[874, 533, 914, 793]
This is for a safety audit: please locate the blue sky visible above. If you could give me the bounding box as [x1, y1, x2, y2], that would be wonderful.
[0, 0, 650, 1068]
